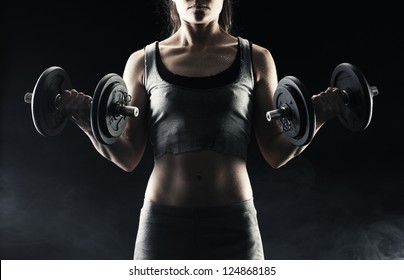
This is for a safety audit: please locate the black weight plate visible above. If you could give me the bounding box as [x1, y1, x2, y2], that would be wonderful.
[91, 73, 129, 145]
[105, 83, 129, 138]
[31, 66, 72, 136]
[331, 63, 373, 131]
[274, 76, 316, 146]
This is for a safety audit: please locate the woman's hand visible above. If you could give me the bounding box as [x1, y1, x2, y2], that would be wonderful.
[311, 87, 346, 126]
[57, 89, 92, 132]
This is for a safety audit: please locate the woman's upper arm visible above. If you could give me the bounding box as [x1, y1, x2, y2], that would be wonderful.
[252, 45, 311, 168]
[251, 44, 281, 154]
[121, 49, 149, 154]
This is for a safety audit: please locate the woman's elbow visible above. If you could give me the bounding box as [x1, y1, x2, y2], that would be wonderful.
[258, 143, 295, 169]
[262, 155, 288, 169]
[115, 161, 138, 172]
[116, 155, 143, 172]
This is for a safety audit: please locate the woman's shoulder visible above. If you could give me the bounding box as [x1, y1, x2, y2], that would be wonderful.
[248, 40, 273, 59]
[236, 37, 273, 60]
[125, 49, 144, 70]
[243, 39, 276, 80]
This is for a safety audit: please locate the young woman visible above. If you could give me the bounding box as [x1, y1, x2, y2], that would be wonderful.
[59, 0, 345, 259]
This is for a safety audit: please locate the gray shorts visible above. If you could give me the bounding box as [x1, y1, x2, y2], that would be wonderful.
[133, 198, 265, 260]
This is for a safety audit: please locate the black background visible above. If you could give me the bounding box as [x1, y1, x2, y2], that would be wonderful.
[1, 1, 403, 260]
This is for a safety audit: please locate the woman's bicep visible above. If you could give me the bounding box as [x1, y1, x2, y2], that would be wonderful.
[251, 45, 280, 149]
[122, 50, 149, 153]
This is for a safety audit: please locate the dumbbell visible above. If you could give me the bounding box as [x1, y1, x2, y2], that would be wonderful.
[265, 62, 379, 146]
[24, 66, 139, 145]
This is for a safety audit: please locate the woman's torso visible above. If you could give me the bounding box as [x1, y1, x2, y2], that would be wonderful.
[144, 35, 254, 207]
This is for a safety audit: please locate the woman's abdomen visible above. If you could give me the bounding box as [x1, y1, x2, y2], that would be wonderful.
[144, 150, 253, 207]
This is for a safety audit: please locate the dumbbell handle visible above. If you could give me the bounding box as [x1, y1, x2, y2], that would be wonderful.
[24, 92, 62, 107]
[24, 92, 33, 103]
[24, 92, 139, 118]
[114, 103, 139, 117]
[341, 86, 379, 106]
[266, 106, 290, 122]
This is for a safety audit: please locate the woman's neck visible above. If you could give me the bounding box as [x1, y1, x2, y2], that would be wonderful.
[174, 22, 225, 48]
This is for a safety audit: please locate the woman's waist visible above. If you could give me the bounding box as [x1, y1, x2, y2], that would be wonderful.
[144, 181, 253, 207]
[145, 151, 252, 207]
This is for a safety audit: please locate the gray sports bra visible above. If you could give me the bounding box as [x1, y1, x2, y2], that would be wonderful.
[144, 37, 255, 160]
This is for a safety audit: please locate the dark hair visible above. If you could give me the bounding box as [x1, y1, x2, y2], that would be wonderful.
[163, 0, 235, 36]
